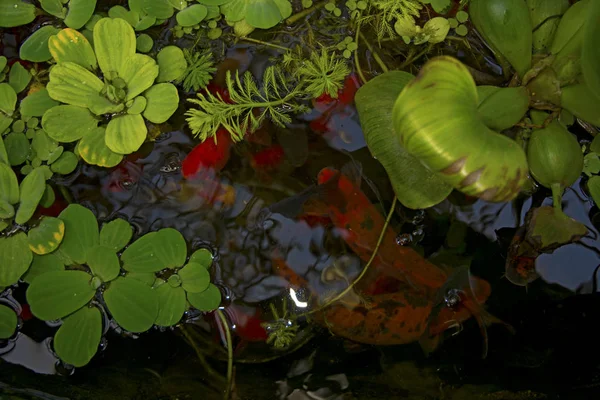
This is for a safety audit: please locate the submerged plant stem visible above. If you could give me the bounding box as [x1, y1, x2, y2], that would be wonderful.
[240, 37, 290, 52]
[180, 325, 225, 382]
[216, 309, 234, 400]
[358, 31, 389, 73]
[300, 197, 397, 318]
[354, 27, 368, 85]
[286, 1, 328, 25]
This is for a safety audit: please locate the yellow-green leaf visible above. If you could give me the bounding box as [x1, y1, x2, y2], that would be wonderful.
[28, 216, 65, 255]
[94, 17, 136, 79]
[105, 114, 147, 155]
[143, 83, 178, 124]
[43, 105, 99, 143]
[48, 28, 97, 71]
[78, 126, 123, 167]
[54, 306, 102, 367]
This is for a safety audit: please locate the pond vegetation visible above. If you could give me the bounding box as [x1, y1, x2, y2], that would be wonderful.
[2, 0, 600, 399]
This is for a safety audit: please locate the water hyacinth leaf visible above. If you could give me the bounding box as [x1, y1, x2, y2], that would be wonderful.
[28, 216, 65, 255]
[178, 262, 210, 293]
[119, 53, 159, 101]
[0, 0, 36, 28]
[470, 0, 532, 78]
[53, 306, 102, 367]
[50, 151, 78, 175]
[528, 206, 587, 251]
[143, 83, 179, 124]
[27, 270, 96, 320]
[15, 167, 46, 224]
[0, 233, 33, 287]
[142, 0, 175, 19]
[0, 163, 19, 204]
[87, 245, 120, 282]
[104, 277, 158, 332]
[0, 83, 17, 116]
[48, 29, 97, 71]
[154, 282, 186, 327]
[189, 248, 213, 268]
[187, 283, 221, 311]
[582, 0, 600, 99]
[392, 56, 528, 202]
[46, 62, 108, 110]
[78, 127, 123, 167]
[57, 204, 99, 265]
[39, 0, 65, 18]
[22, 253, 64, 284]
[121, 232, 161, 272]
[94, 17, 137, 78]
[0, 304, 17, 339]
[550, 0, 589, 57]
[8, 62, 31, 94]
[355, 71, 452, 209]
[20, 89, 60, 117]
[43, 106, 99, 143]
[100, 218, 133, 252]
[64, 0, 97, 29]
[176, 4, 208, 26]
[105, 113, 147, 155]
[4, 132, 30, 166]
[476, 86, 530, 131]
[527, 0, 569, 53]
[157, 46, 187, 83]
[561, 83, 600, 127]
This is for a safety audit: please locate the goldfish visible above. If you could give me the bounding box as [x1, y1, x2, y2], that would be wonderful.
[182, 128, 233, 179]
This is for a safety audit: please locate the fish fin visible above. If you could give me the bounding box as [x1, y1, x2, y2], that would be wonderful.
[419, 332, 442, 357]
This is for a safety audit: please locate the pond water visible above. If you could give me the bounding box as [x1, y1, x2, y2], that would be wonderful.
[2, 1, 600, 399]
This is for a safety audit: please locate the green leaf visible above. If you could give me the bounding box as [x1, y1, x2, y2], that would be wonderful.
[100, 218, 133, 252]
[119, 53, 159, 101]
[94, 17, 137, 79]
[178, 262, 210, 293]
[142, 0, 175, 19]
[127, 96, 147, 115]
[560, 83, 600, 128]
[48, 28, 97, 71]
[588, 175, 600, 206]
[154, 282, 186, 327]
[42, 105, 99, 143]
[582, 0, 600, 99]
[21, 89, 60, 117]
[0, 233, 33, 287]
[244, 0, 285, 29]
[15, 167, 47, 225]
[0, 162, 19, 204]
[121, 228, 187, 272]
[22, 253, 65, 284]
[157, 46, 187, 83]
[528, 206, 587, 251]
[0, 0, 36, 28]
[8, 62, 31, 94]
[78, 126, 123, 167]
[53, 306, 102, 367]
[4, 132, 30, 166]
[355, 71, 452, 209]
[0, 198, 14, 219]
[64, 0, 97, 29]
[104, 277, 158, 332]
[550, 0, 589, 58]
[57, 204, 99, 265]
[109, 5, 139, 26]
[27, 270, 96, 320]
[176, 4, 208, 26]
[189, 248, 213, 268]
[40, 182, 54, 209]
[127, 271, 156, 286]
[87, 245, 120, 282]
[0, 115, 12, 135]
[0, 56, 6, 72]
[187, 283, 221, 311]
[105, 114, 147, 155]
[136, 34, 154, 53]
[28, 216, 65, 255]
[476, 86, 530, 131]
[470, 0, 532, 78]
[527, 0, 569, 54]
[50, 151, 78, 175]
[32, 130, 59, 161]
[40, 0, 66, 18]
[0, 135, 8, 165]
[0, 304, 17, 339]
[391, 56, 529, 202]
[0, 83, 17, 116]
[143, 83, 179, 124]
[421, 0, 451, 13]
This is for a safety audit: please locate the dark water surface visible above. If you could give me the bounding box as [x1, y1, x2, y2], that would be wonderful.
[3, 3, 600, 400]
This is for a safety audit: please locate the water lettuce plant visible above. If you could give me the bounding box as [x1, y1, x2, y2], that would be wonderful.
[41, 18, 182, 164]
[23, 204, 221, 367]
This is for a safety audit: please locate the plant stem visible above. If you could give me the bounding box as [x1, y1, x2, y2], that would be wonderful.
[216, 309, 234, 400]
[179, 324, 225, 382]
[358, 31, 389, 73]
[551, 183, 563, 211]
[240, 37, 290, 52]
[286, 1, 328, 25]
[299, 196, 397, 318]
[399, 44, 431, 69]
[354, 26, 368, 85]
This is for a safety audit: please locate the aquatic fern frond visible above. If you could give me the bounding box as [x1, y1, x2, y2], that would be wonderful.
[185, 66, 309, 142]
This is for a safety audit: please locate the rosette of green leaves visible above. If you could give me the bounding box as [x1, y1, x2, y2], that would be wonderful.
[217, 0, 292, 29]
[394, 16, 450, 45]
[41, 18, 182, 165]
[390, 56, 528, 203]
[121, 234, 221, 326]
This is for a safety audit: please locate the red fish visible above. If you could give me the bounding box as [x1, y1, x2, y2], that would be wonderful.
[249, 144, 285, 172]
[182, 128, 233, 179]
[310, 74, 361, 133]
